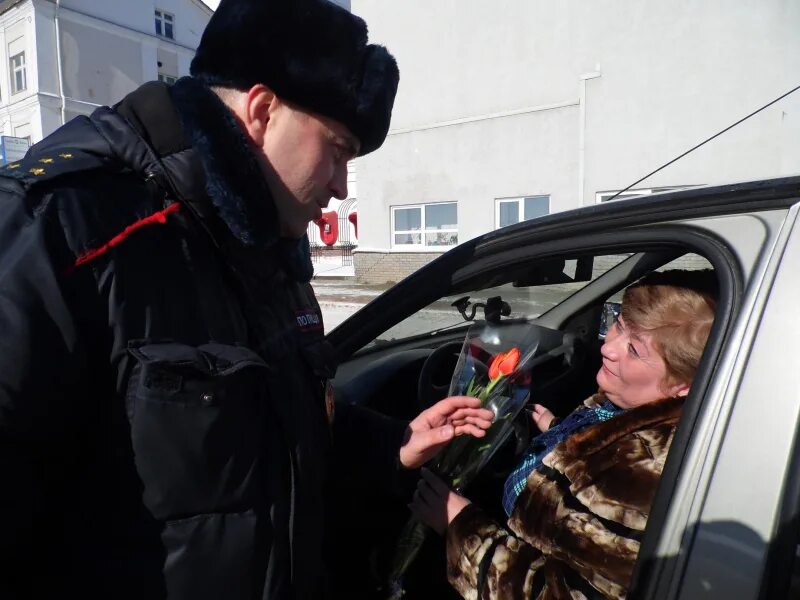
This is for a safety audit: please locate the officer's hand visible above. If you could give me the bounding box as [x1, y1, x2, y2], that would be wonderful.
[399, 396, 494, 469]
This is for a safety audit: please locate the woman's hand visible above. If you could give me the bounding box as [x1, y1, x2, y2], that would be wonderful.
[531, 403, 556, 432]
[399, 396, 494, 469]
[409, 468, 471, 535]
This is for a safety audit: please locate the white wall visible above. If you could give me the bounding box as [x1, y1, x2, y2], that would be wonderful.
[357, 107, 578, 249]
[0, 0, 211, 141]
[578, 0, 800, 196]
[0, 2, 35, 104]
[59, 18, 143, 106]
[56, 0, 209, 49]
[0, 1, 35, 141]
[351, 0, 800, 252]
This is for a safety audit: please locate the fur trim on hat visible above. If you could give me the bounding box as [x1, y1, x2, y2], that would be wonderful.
[191, 0, 399, 156]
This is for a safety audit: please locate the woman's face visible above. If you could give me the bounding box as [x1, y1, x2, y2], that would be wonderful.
[596, 316, 690, 409]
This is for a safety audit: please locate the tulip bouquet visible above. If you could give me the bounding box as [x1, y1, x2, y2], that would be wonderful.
[386, 321, 545, 598]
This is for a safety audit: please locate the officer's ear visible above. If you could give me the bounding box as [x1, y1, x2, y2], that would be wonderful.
[243, 84, 276, 147]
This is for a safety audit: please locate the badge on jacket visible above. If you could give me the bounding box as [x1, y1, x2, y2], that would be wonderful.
[324, 379, 335, 425]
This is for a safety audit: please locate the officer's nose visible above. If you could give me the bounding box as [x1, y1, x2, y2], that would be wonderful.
[330, 163, 348, 200]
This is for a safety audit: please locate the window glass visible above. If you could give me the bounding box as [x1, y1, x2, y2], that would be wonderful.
[10, 52, 26, 94]
[524, 195, 549, 220]
[155, 10, 174, 39]
[425, 232, 458, 246]
[395, 208, 421, 231]
[498, 201, 519, 227]
[425, 203, 457, 230]
[370, 253, 632, 345]
[605, 253, 713, 305]
[395, 233, 421, 245]
[393, 203, 458, 248]
[596, 186, 700, 203]
[497, 195, 550, 229]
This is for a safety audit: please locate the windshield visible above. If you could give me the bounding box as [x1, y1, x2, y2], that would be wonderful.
[368, 254, 632, 346]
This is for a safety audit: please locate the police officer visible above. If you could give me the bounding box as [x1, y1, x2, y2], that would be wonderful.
[0, 0, 492, 598]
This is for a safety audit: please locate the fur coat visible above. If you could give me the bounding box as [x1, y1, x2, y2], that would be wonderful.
[446, 393, 684, 599]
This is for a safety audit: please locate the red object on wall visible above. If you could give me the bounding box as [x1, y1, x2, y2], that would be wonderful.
[347, 211, 358, 239]
[314, 211, 339, 246]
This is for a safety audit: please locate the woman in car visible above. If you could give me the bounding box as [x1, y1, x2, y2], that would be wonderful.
[411, 269, 718, 599]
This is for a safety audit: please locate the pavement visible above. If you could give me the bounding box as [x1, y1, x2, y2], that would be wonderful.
[311, 256, 355, 278]
[310, 257, 390, 331]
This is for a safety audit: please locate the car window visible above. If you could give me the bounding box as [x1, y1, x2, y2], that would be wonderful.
[371, 254, 632, 345]
[605, 253, 713, 303]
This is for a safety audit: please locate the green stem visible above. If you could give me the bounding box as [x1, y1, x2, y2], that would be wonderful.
[480, 374, 504, 402]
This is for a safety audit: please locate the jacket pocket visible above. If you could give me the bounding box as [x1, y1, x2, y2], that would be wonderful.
[126, 342, 269, 520]
[161, 510, 263, 599]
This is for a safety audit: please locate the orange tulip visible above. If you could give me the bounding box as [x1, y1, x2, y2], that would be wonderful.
[488, 347, 520, 380]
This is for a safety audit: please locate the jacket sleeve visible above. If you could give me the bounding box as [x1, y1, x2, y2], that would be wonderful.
[332, 401, 415, 495]
[0, 184, 88, 576]
[446, 469, 641, 600]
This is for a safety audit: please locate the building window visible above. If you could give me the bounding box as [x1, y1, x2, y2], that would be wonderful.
[155, 10, 174, 39]
[10, 52, 26, 94]
[596, 186, 698, 203]
[158, 73, 177, 85]
[392, 202, 458, 248]
[495, 195, 549, 228]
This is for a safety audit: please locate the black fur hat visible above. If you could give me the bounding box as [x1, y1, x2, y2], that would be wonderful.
[191, 0, 399, 156]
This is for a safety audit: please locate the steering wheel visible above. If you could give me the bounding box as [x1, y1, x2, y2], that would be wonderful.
[416, 340, 464, 411]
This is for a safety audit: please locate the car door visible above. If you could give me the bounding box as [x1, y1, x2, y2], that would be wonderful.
[630, 203, 800, 599]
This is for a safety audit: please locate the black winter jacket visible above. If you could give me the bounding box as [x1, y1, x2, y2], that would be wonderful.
[0, 78, 406, 599]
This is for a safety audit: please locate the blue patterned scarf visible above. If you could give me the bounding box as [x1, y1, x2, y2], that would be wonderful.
[502, 398, 623, 516]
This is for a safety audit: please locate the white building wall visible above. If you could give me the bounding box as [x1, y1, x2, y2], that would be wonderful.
[0, 1, 36, 140]
[0, 0, 211, 144]
[350, 0, 800, 266]
[59, 16, 144, 107]
[578, 0, 800, 197]
[55, 0, 208, 49]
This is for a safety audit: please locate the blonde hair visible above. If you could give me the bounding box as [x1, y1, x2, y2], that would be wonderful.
[622, 269, 717, 389]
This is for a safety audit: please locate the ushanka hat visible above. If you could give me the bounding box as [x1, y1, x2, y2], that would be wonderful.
[191, 0, 399, 156]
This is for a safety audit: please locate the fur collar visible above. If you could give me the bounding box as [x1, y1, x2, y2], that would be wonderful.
[565, 393, 685, 456]
[169, 77, 313, 282]
[169, 76, 279, 248]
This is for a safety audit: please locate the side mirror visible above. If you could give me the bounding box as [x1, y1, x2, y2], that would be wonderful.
[598, 302, 621, 340]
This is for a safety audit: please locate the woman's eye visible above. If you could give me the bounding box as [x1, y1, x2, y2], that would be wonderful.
[627, 343, 640, 358]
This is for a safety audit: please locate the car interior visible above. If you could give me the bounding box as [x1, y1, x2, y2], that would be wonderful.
[326, 241, 730, 599]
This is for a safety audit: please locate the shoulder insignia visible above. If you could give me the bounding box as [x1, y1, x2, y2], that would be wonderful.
[0, 148, 105, 186]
